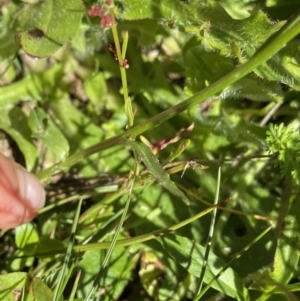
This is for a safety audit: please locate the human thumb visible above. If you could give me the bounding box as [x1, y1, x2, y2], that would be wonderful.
[0, 153, 45, 229]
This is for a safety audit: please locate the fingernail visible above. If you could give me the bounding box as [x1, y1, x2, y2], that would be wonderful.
[15, 166, 45, 211]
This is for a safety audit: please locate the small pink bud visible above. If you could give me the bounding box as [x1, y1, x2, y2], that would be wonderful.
[88, 5, 105, 17]
[101, 15, 113, 28]
[122, 59, 129, 69]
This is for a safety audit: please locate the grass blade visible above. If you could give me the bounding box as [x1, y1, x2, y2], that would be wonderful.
[194, 166, 221, 299]
[53, 198, 83, 301]
[83, 167, 136, 301]
[195, 226, 272, 300]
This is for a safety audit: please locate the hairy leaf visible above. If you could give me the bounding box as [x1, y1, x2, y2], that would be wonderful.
[124, 139, 190, 205]
[119, 1, 300, 90]
[17, 0, 84, 57]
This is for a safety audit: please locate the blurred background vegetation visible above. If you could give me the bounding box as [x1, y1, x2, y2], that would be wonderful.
[1, 0, 300, 300]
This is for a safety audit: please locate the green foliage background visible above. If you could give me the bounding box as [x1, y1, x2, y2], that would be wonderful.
[1, 0, 300, 300]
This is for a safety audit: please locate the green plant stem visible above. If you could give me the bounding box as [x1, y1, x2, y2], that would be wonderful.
[23, 200, 228, 258]
[109, 4, 133, 126]
[109, 6, 122, 64]
[37, 11, 300, 183]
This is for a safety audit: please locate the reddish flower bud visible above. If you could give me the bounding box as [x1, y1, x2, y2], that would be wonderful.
[101, 15, 113, 28]
[123, 59, 129, 69]
[88, 5, 105, 17]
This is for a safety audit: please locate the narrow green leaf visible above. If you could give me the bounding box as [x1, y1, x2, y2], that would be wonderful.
[83, 178, 135, 301]
[195, 167, 221, 298]
[124, 139, 190, 205]
[53, 199, 83, 301]
[157, 233, 249, 301]
[17, 0, 84, 57]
